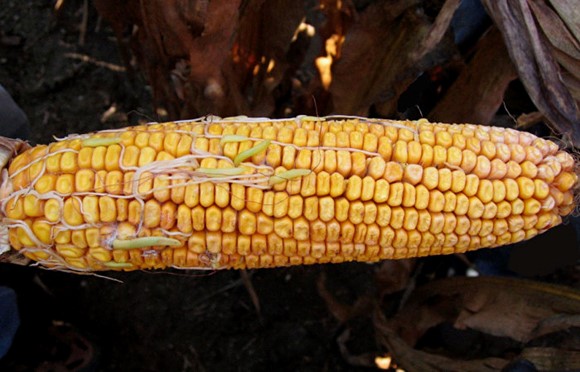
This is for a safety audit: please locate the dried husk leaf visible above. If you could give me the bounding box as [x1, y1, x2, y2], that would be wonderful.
[482, 0, 580, 146]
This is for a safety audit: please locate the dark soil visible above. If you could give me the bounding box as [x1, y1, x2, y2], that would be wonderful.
[0, 2, 578, 371]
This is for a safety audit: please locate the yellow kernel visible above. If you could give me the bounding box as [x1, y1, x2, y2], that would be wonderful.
[82, 196, 99, 223]
[24, 195, 44, 217]
[99, 196, 117, 223]
[63, 198, 84, 226]
[5, 197, 25, 220]
[78, 147, 94, 169]
[345, 175, 362, 200]
[385, 162, 404, 183]
[304, 196, 319, 221]
[488, 158, 507, 179]
[56, 174, 75, 194]
[517, 177, 535, 199]
[60, 151, 78, 173]
[239, 210, 257, 235]
[477, 179, 493, 204]
[32, 220, 52, 244]
[105, 171, 123, 195]
[533, 179, 550, 200]
[420, 144, 434, 166]
[403, 164, 423, 185]
[374, 179, 389, 203]
[190, 206, 205, 231]
[402, 183, 416, 207]
[387, 182, 404, 206]
[461, 149, 477, 173]
[428, 190, 445, 212]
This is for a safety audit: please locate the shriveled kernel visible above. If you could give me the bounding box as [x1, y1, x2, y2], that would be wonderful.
[464, 175, 479, 197]
[443, 191, 457, 212]
[385, 162, 404, 183]
[361, 177, 375, 201]
[403, 208, 419, 230]
[415, 184, 429, 210]
[450, 170, 466, 193]
[316, 172, 330, 196]
[402, 183, 416, 207]
[388, 182, 404, 207]
[428, 190, 445, 212]
[473, 156, 491, 178]
[460, 149, 477, 173]
[303, 196, 319, 221]
[489, 180, 505, 203]
[467, 197, 484, 219]
[403, 164, 423, 185]
[437, 169, 452, 192]
[477, 179, 493, 204]
[511, 199, 524, 215]
[390, 207, 404, 229]
[345, 175, 362, 200]
[330, 173, 346, 197]
[422, 167, 439, 190]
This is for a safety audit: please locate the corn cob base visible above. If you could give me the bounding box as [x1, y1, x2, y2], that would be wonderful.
[0, 116, 577, 272]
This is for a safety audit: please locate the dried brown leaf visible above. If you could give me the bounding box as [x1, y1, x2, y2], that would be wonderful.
[482, 0, 580, 146]
[374, 259, 416, 297]
[233, 0, 306, 115]
[374, 310, 508, 372]
[329, 1, 456, 116]
[529, 0, 580, 60]
[429, 27, 517, 124]
[547, 0, 580, 43]
[389, 277, 580, 345]
[411, 0, 461, 61]
[521, 347, 580, 371]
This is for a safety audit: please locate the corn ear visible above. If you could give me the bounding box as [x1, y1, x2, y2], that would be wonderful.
[0, 116, 576, 272]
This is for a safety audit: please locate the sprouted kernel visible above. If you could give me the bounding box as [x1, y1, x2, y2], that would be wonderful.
[103, 262, 134, 269]
[112, 237, 182, 250]
[268, 169, 312, 185]
[219, 134, 249, 145]
[233, 139, 271, 166]
[196, 167, 245, 177]
[81, 137, 121, 147]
